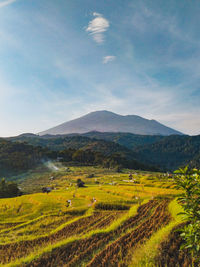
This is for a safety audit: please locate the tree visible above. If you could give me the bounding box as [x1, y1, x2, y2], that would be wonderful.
[76, 179, 85, 187]
[174, 167, 200, 263]
[0, 178, 21, 198]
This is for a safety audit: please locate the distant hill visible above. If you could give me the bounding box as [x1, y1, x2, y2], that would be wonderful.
[83, 131, 165, 150]
[9, 132, 164, 150]
[80, 132, 200, 171]
[0, 139, 49, 177]
[8, 134, 140, 163]
[7, 134, 158, 172]
[39, 110, 183, 136]
[134, 135, 200, 171]
[9, 132, 200, 171]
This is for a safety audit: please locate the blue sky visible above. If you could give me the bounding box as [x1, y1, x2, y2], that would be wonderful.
[0, 0, 200, 136]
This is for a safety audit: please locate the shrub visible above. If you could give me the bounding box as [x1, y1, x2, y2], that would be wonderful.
[0, 178, 22, 198]
[87, 174, 95, 178]
[174, 167, 200, 262]
[76, 178, 85, 187]
[95, 202, 130, 210]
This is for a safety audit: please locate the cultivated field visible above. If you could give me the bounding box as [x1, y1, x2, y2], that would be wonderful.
[0, 165, 187, 266]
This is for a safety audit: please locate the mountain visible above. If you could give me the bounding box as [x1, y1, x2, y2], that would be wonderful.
[39, 111, 183, 136]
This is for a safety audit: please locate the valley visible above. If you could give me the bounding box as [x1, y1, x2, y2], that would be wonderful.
[0, 113, 199, 266]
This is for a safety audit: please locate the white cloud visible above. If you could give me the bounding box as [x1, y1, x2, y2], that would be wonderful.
[0, 0, 16, 8]
[86, 12, 109, 44]
[93, 12, 102, 17]
[103, 55, 116, 64]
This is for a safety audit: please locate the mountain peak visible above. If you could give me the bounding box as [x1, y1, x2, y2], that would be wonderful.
[86, 110, 120, 117]
[39, 111, 183, 136]
[90, 110, 113, 114]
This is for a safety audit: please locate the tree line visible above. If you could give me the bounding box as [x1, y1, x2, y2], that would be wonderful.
[0, 139, 157, 177]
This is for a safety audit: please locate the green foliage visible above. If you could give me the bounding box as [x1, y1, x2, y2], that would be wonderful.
[3, 136, 158, 174]
[135, 135, 200, 171]
[9, 132, 200, 172]
[86, 173, 95, 178]
[174, 167, 200, 260]
[72, 149, 95, 164]
[0, 178, 21, 198]
[94, 202, 130, 210]
[58, 148, 157, 171]
[84, 131, 164, 149]
[0, 139, 54, 176]
[76, 178, 85, 187]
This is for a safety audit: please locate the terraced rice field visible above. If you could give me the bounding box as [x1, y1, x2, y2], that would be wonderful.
[24, 200, 173, 267]
[0, 166, 186, 266]
[156, 223, 192, 267]
[0, 211, 124, 264]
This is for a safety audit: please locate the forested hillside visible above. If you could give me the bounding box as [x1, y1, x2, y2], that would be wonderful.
[0, 138, 157, 177]
[0, 139, 50, 176]
[134, 135, 200, 171]
[7, 133, 200, 172]
[82, 133, 200, 171]
[83, 131, 165, 149]
[9, 135, 138, 158]
[8, 132, 165, 151]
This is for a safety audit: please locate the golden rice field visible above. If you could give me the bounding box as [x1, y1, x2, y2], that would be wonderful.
[0, 166, 187, 266]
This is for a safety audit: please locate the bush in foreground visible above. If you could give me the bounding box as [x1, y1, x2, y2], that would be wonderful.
[174, 167, 200, 263]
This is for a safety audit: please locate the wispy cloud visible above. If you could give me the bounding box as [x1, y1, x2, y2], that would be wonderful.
[0, 0, 16, 8]
[86, 12, 109, 44]
[103, 55, 116, 64]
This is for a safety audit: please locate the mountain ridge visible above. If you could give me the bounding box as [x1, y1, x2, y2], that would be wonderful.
[39, 110, 183, 136]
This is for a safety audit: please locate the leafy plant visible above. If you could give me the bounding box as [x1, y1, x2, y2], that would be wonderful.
[174, 167, 200, 261]
[76, 178, 85, 187]
[0, 178, 22, 198]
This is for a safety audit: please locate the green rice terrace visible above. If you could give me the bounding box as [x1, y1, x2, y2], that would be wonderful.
[0, 165, 192, 266]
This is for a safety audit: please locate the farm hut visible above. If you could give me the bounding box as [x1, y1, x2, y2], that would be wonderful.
[66, 199, 72, 207]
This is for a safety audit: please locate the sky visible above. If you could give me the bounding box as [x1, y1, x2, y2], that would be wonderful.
[0, 0, 200, 136]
